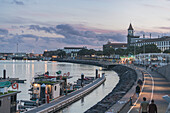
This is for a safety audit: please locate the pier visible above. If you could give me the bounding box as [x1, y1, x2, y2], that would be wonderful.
[25, 76, 106, 113]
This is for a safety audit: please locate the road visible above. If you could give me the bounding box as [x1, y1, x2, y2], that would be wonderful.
[120, 66, 170, 113]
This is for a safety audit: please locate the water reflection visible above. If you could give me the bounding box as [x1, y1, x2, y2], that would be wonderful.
[0, 60, 119, 113]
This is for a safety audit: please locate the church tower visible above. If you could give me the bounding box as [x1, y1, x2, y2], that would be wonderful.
[127, 23, 134, 47]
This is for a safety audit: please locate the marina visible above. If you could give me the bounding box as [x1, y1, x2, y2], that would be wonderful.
[25, 75, 106, 113]
[0, 60, 119, 113]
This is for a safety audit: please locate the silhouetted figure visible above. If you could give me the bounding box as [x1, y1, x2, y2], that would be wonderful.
[149, 100, 157, 113]
[137, 79, 143, 86]
[139, 97, 149, 113]
[136, 85, 140, 97]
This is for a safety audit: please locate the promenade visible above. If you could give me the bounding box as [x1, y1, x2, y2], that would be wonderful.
[120, 65, 170, 113]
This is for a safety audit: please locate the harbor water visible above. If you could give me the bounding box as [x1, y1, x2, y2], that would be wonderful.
[0, 60, 119, 113]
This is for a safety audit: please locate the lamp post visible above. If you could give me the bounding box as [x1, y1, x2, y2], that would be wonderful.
[143, 40, 146, 65]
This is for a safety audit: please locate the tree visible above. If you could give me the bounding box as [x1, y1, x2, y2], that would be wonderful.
[115, 48, 126, 56]
[95, 50, 103, 56]
[140, 44, 161, 53]
[88, 49, 95, 57]
[57, 50, 66, 58]
[126, 46, 141, 55]
[103, 48, 115, 56]
[163, 49, 170, 53]
[77, 48, 89, 56]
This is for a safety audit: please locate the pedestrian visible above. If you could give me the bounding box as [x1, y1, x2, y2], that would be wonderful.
[136, 84, 140, 97]
[137, 79, 143, 86]
[139, 97, 149, 113]
[149, 100, 157, 113]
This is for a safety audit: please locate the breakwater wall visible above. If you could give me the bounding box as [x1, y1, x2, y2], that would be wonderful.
[156, 64, 170, 82]
[56, 59, 137, 113]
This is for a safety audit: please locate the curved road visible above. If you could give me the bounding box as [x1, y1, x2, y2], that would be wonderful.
[121, 66, 170, 113]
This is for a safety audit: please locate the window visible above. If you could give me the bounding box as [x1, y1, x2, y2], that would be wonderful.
[55, 86, 57, 91]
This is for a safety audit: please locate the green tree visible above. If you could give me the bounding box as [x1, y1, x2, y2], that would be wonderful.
[103, 48, 115, 56]
[77, 48, 89, 56]
[57, 50, 66, 58]
[126, 46, 141, 55]
[95, 50, 103, 56]
[140, 44, 161, 53]
[115, 48, 126, 56]
[88, 49, 96, 56]
[163, 49, 170, 53]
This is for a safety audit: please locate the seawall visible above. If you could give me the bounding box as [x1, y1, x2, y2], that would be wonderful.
[156, 64, 170, 82]
[56, 59, 137, 113]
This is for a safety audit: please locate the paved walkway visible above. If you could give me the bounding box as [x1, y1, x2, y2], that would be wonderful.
[120, 66, 170, 113]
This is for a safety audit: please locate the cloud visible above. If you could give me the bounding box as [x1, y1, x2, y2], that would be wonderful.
[29, 25, 57, 33]
[0, 24, 127, 53]
[56, 24, 81, 36]
[158, 27, 170, 30]
[0, 28, 8, 35]
[29, 24, 126, 46]
[12, 0, 24, 5]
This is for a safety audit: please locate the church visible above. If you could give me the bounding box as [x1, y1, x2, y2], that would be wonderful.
[128, 23, 170, 52]
[103, 23, 170, 52]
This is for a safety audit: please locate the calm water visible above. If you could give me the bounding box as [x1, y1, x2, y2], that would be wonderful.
[0, 60, 119, 113]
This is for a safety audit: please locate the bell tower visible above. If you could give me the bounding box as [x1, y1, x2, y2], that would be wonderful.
[128, 23, 134, 36]
[127, 23, 134, 47]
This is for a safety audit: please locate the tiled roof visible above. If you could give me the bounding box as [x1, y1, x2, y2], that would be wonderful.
[64, 47, 85, 49]
[136, 36, 170, 43]
[104, 43, 127, 47]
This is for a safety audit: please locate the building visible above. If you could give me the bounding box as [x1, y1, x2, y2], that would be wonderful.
[63, 47, 87, 54]
[103, 41, 127, 51]
[0, 80, 20, 113]
[127, 23, 170, 52]
[135, 36, 170, 52]
[127, 23, 140, 47]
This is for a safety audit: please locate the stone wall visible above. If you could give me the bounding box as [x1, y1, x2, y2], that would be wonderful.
[157, 64, 170, 82]
[85, 65, 137, 113]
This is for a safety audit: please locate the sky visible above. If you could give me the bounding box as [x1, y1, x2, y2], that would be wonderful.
[0, 0, 170, 53]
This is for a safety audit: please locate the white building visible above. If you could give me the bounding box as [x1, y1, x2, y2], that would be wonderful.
[63, 47, 87, 54]
[134, 36, 170, 52]
[127, 23, 170, 52]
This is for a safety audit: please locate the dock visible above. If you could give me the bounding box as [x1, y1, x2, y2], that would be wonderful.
[25, 76, 106, 113]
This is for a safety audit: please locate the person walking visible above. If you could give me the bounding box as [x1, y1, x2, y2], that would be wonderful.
[149, 100, 157, 113]
[139, 97, 149, 113]
[136, 84, 140, 97]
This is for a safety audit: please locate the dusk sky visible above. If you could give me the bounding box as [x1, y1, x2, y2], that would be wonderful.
[0, 0, 170, 53]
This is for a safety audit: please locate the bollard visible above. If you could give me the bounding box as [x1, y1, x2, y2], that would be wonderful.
[129, 97, 133, 106]
[81, 73, 84, 87]
[96, 69, 98, 79]
[3, 69, 6, 79]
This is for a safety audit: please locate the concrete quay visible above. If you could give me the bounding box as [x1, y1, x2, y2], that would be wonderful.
[25, 76, 106, 113]
[107, 64, 170, 113]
